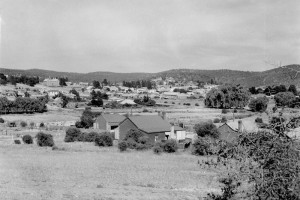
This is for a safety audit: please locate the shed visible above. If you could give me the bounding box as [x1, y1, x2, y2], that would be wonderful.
[93, 113, 126, 131]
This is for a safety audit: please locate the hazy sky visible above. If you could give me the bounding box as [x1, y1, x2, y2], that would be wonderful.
[0, 0, 299, 73]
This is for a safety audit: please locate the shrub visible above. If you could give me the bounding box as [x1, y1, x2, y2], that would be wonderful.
[192, 138, 210, 155]
[138, 136, 150, 144]
[39, 122, 45, 128]
[172, 102, 175, 104]
[195, 103, 199, 106]
[124, 129, 145, 143]
[20, 121, 27, 127]
[22, 135, 33, 144]
[95, 132, 113, 147]
[118, 141, 128, 152]
[64, 127, 81, 142]
[29, 122, 35, 129]
[163, 139, 178, 153]
[255, 117, 263, 123]
[221, 109, 228, 114]
[274, 92, 295, 107]
[126, 138, 138, 149]
[221, 116, 227, 123]
[248, 96, 269, 112]
[142, 108, 149, 112]
[36, 132, 54, 147]
[135, 143, 149, 151]
[14, 140, 21, 144]
[153, 145, 163, 154]
[233, 109, 238, 113]
[75, 121, 84, 128]
[213, 118, 220, 123]
[194, 121, 219, 138]
[84, 131, 98, 142]
[0, 118, 4, 123]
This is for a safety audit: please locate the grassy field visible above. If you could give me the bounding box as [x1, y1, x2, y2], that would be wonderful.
[0, 132, 220, 200]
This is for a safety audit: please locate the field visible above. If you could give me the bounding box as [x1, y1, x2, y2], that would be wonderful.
[0, 132, 220, 200]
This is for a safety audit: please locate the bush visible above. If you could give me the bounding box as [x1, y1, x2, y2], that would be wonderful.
[39, 122, 45, 128]
[75, 121, 84, 128]
[142, 108, 149, 112]
[84, 131, 98, 142]
[248, 96, 269, 112]
[14, 140, 21, 144]
[255, 117, 263, 123]
[192, 138, 210, 155]
[194, 121, 219, 138]
[64, 127, 81, 142]
[233, 109, 238, 113]
[95, 132, 113, 147]
[221, 116, 227, 123]
[172, 102, 175, 104]
[138, 136, 150, 144]
[163, 139, 178, 153]
[195, 103, 199, 106]
[118, 141, 128, 152]
[124, 129, 145, 142]
[126, 138, 138, 149]
[20, 121, 27, 127]
[221, 109, 228, 114]
[29, 121, 35, 128]
[36, 132, 54, 147]
[135, 143, 149, 151]
[0, 118, 4, 123]
[274, 92, 295, 107]
[153, 145, 163, 154]
[213, 118, 220, 123]
[22, 135, 33, 144]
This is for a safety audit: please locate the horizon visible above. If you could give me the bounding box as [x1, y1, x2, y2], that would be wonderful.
[0, 0, 299, 73]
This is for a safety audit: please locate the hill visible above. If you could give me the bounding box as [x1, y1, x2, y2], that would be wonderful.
[1, 64, 300, 87]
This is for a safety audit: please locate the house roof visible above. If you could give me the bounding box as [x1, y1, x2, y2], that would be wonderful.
[120, 99, 136, 105]
[174, 125, 184, 131]
[102, 114, 126, 123]
[128, 115, 171, 133]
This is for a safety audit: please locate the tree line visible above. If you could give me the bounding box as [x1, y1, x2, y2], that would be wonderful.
[249, 84, 297, 96]
[0, 96, 48, 114]
[0, 73, 40, 86]
[122, 80, 155, 89]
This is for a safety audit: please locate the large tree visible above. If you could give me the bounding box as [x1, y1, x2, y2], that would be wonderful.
[205, 85, 251, 109]
[274, 92, 295, 107]
[248, 96, 269, 112]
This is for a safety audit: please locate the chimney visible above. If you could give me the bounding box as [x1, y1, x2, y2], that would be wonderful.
[238, 120, 242, 132]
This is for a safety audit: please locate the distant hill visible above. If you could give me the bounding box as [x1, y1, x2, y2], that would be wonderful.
[1, 64, 300, 87]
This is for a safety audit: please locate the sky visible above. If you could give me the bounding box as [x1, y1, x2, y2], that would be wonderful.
[0, 0, 299, 73]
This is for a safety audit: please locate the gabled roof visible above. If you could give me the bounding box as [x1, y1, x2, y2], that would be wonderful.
[128, 115, 171, 133]
[218, 123, 238, 132]
[102, 114, 126, 124]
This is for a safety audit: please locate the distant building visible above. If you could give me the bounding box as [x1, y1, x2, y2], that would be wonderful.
[43, 78, 60, 87]
[47, 90, 60, 97]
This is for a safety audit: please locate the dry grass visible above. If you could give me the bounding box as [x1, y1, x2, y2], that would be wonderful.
[0, 132, 220, 200]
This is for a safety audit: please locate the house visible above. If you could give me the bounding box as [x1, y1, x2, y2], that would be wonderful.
[217, 120, 243, 143]
[93, 113, 126, 131]
[47, 90, 60, 97]
[120, 99, 136, 106]
[115, 115, 171, 142]
[165, 125, 186, 141]
[43, 78, 60, 87]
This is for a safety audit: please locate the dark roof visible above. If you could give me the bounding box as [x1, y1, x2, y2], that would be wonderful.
[128, 115, 171, 133]
[218, 123, 238, 132]
[174, 125, 184, 131]
[102, 114, 126, 124]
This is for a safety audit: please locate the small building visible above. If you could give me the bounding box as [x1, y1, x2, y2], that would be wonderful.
[217, 120, 243, 143]
[116, 115, 171, 142]
[47, 90, 60, 97]
[93, 113, 126, 131]
[43, 78, 60, 87]
[165, 125, 186, 141]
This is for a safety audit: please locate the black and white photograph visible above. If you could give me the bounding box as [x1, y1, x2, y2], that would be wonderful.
[0, 0, 299, 199]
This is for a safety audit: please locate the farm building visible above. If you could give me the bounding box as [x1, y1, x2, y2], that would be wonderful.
[165, 125, 186, 141]
[93, 113, 126, 131]
[115, 115, 171, 142]
[217, 120, 243, 143]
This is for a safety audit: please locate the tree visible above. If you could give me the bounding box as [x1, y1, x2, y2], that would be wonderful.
[288, 85, 297, 95]
[248, 96, 269, 112]
[205, 85, 251, 109]
[102, 79, 108, 86]
[194, 121, 219, 138]
[59, 77, 68, 86]
[69, 88, 81, 101]
[249, 87, 257, 94]
[274, 92, 295, 107]
[80, 109, 94, 128]
[92, 80, 100, 88]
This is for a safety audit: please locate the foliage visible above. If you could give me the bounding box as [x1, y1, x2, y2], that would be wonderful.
[0, 97, 47, 114]
[124, 129, 145, 142]
[248, 96, 269, 112]
[75, 121, 84, 128]
[192, 138, 210, 155]
[0, 118, 4, 123]
[205, 85, 251, 109]
[195, 103, 199, 106]
[134, 96, 156, 106]
[122, 79, 155, 89]
[14, 140, 21, 144]
[194, 121, 219, 138]
[36, 132, 54, 147]
[39, 122, 45, 128]
[59, 77, 68, 86]
[288, 84, 298, 95]
[221, 116, 227, 123]
[254, 117, 263, 123]
[84, 132, 98, 142]
[274, 92, 295, 107]
[22, 135, 33, 144]
[6, 75, 39, 86]
[77, 109, 94, 128]
[203, 119, 300, 199]
[20, 121, 27, 127]
[64, 127, 81, 142]
[94, 132, 113, 147]
[162, 139, 178, 153]
[153, 145, 163, 154]
[221, 109, 228, 114]
[88, 90, 107, 107]
[213, 118, 220, 123]
[69, 88, 81, 101]
[92, 80, 101, 88]
[118, 141, 128, 152]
